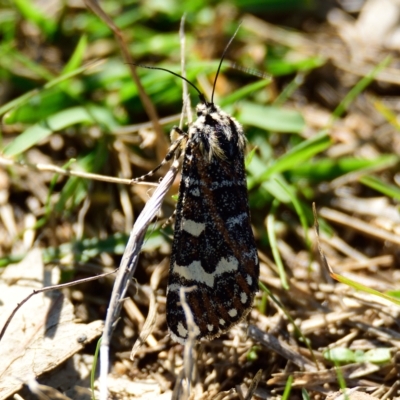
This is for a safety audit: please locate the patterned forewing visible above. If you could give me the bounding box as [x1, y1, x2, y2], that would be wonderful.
[166, 107, 259, 343]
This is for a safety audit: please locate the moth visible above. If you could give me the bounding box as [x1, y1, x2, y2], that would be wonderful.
[134, 30, 259, 343]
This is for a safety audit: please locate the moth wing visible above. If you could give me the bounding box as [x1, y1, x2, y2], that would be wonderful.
[167, 134, 259, 343]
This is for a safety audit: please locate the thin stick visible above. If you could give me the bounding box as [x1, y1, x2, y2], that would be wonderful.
[0, 156, 157, 187]
[83, 0, 168, 161]
[99, 159, 180, 400]
[179, 15, 193, 125]
[0, 269, 117, 342]
[181, 286, 198, 399]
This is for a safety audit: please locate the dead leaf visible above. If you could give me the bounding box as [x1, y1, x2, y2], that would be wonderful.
[0, 249, 103, 399]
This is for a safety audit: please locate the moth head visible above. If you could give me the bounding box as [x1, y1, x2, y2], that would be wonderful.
[196, 100, 218, 117]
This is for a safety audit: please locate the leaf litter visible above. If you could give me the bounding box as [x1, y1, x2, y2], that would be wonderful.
[1, 0, 400, 399]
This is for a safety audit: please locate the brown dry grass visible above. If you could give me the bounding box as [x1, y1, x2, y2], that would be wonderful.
[1, 1, 400, 399]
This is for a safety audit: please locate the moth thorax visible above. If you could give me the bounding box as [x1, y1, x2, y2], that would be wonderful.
[196, 102, 218, 117]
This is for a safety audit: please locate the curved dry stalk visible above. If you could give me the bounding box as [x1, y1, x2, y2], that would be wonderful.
[83, 0, 168, 162]
[99, 158, 180, 400]
[0, 269, 117, 343]
[0, 156, 157, 187]
[130, 285, 158, 360]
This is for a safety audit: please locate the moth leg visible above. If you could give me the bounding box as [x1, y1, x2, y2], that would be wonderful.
[131, 126, 187, 183]
[161, 209, 177, 229]
[170, 125, 187, 141]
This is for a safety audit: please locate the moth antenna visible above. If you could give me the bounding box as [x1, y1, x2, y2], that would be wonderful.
[229, 61, 272, 81]
[211, 22, 242, 104]
[132, 63, 206, 103]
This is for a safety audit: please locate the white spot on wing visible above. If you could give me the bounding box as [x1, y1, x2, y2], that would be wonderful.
[246, 274, 253, 286]
[193, 324, 201, 337]
[210, 180, 234, 190]
[184, 176, 199, 187]
[191, 187, 200, 197]
[240, 292, 248, 304]
[170, 321, 201, 344]
[173, 256, 239, 288]
[182, 219, 205, 237]
[226, 212, 248, 228]
[167, 283, 200, 294]
[207, 324, 213, 332]
[177, 322, 188, 338]
[219, 319, 226, 326]
[228, 309, 238, 317]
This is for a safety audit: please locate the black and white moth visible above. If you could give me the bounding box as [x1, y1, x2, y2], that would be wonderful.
[135, 31, 259, 344]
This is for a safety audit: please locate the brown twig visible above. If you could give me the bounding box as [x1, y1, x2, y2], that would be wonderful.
[83, 0, 168, 161]
[0, 269, 118, 342]
[99, 158, 180, 400]
[0, 156, 157, 187]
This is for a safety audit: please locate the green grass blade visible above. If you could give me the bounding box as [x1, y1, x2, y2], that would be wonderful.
[14, 0, 57, 36]
[3, 103, 117, 156]
[91, 337, 101, 400]
[273, 72, 305, 107]
[331, 272, 400, 306]
[220, 79, 272, 106]
[0, 61, 102, 117]
[252, 130, 332, 186]
[282, 375, 294, 400]
[334, 364, 349, 400]
[359, 175, 400, 201]
[287, 154, 398, 182]
[373, 98, 400, 130]
[3, 107, 94, 156]
[332, 56, 392, 120]
[267, 200, 289, 290]
[62, 35, 88, 75]
[245, 146, 257, 168]
[238, 101, 305, 133]
[277, 179, 310, 248]
[6, 48, 55, 80]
